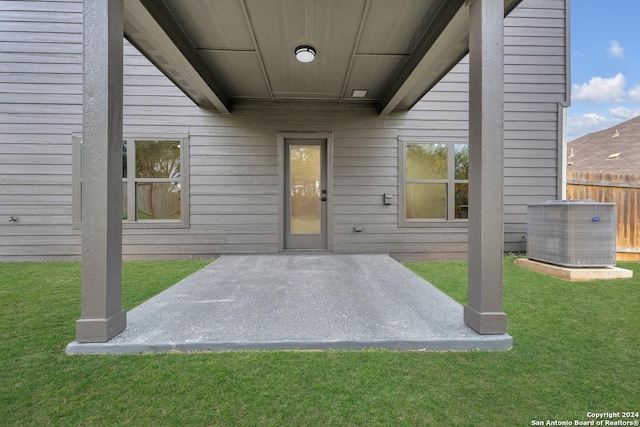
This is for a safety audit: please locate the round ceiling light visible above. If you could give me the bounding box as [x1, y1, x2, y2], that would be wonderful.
[295, 45, 316, 63]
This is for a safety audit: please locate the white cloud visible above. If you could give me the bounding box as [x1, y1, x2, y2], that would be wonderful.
[568, 107, 640, 141]
[572, 73, 627, 102]
[566, 113, 609, 141]
[609, 106, 640, 120]
[571, 113, 607, 126]
[608, 40, 624, 58]
[628, 85, 640, 102]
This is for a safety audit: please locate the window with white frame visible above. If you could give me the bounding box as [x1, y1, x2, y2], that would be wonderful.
[399, 139, 468, 224]
[72, 136, 189, 228]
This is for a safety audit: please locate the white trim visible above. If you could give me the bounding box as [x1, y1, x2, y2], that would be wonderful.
[563, 0, 571, 108]
[71, 134, 82, 230]
[558, 105, 567, 200]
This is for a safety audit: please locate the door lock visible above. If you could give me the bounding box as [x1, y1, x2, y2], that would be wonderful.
[321, 189, 327, 202]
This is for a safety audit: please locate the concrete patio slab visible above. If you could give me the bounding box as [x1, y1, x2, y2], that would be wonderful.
[515, 258, 633, 281]
[67, 254, 512, 354]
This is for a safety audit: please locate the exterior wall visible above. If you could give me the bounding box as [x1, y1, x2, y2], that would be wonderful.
[502, 0, 570, 250]
[0, 0, 569, 261]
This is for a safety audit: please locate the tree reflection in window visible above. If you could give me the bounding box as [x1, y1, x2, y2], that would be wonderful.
[135, 140, 180, 179]
[404, 142, 469, 221]
[72, 137, 186, 227]
[130, 140, 182, 221]
[454, 145, 469, 219]
[290, 145, 321, 234]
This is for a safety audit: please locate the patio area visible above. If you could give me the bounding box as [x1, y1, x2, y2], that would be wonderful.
[66, 254, 512, 354]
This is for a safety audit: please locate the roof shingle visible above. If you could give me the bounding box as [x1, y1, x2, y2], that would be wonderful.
[567, 116, 640, 175]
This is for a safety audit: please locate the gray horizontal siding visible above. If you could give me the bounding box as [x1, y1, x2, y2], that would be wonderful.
[503, 0, 567, 248]
[0, 0, 82, 259]
[0, 0, 567, 260]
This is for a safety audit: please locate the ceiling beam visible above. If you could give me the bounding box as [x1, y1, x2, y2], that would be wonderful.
[379, 0, 524, 116]
[339, 0, 372, 101]
[124, 0, 230, 113]
[379, 0, 465, 116]
[238, 0, 274, 100]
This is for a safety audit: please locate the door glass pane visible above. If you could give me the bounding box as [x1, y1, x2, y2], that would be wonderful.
[136, 182, 181, 220]
[122, 181, 128, 220]
[455, 144, 469, 180]
[406, 143, 448, 180]
[406, 183, 446, 219]
[290, 145, 321, 234]
[455, 183, 469, 219]
[135, 140, 181, 178]
[122, 140, 128, 178]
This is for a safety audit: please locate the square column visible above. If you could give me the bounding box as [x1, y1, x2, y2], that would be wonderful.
[76, 0, 126, 342]
[464, 0, 508, 334]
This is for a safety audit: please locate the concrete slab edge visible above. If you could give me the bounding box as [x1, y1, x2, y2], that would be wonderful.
[515, 258, 633, 281]
[66, 335, 513, 355]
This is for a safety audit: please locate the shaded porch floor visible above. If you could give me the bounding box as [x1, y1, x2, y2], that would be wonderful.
[67, 254, 512, 354]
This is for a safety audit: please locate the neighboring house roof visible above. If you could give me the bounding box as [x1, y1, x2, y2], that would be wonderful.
[567, 116, 640, 175]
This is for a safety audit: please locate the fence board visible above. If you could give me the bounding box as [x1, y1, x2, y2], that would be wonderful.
[567, 171, 640, 261]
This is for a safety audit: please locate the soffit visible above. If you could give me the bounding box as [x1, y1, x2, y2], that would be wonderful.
[124, 0, 522, 114]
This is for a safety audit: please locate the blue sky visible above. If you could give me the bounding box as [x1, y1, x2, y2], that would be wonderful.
[567, 0, 640, 141]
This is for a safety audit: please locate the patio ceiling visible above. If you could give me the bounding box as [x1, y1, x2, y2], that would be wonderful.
[123, 0, 521, 115]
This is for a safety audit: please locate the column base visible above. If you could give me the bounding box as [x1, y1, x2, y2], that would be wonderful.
[76, 309, 127, 343]
[464, 305, 507, 334]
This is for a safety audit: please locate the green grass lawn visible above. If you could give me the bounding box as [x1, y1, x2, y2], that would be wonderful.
[0, 258, 638, 426]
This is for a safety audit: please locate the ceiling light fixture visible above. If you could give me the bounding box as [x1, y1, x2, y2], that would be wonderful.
[295, 45, 316, 63]
[352, 89, 368, 98]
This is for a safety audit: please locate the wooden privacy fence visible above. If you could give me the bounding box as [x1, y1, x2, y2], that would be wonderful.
[567, 170, 640, 261]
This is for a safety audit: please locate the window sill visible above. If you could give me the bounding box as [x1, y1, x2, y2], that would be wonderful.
[73, 220, 190, 232]
[398, 219, 468, 228]
[123, 220, 189, 229]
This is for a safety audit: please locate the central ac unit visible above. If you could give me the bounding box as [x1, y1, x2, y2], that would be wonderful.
[526, 200, 616, 267]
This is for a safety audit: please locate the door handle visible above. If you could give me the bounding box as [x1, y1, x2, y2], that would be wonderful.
[321, 196, 327, 202]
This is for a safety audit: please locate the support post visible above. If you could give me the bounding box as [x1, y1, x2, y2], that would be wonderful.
[76, 0, 126, 343]
[464, 0, 508, 334]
